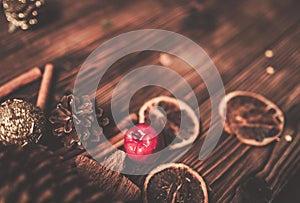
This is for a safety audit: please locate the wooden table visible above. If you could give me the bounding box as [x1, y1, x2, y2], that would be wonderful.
[0, 0, 299, 202]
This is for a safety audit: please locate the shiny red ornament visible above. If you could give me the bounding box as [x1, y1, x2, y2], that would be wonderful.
[124, 123, 164, 163]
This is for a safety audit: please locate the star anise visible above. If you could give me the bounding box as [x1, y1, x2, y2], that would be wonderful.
[49, 94, 109, 148]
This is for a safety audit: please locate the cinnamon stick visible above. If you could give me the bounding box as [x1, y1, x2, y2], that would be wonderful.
[102, 150, 126, 172]
[93, 131, 125, 160]
[78, 131, 125, 161]
[36, 64, 54, 110]
[0, 67, 42, 98]
[75, 155, 141, 201]
[55, 131, 126, 165]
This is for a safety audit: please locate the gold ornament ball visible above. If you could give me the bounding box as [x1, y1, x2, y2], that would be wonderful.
[0, 99, 45, 146]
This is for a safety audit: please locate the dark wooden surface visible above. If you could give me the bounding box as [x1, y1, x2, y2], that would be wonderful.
[0, 0, 299, 202]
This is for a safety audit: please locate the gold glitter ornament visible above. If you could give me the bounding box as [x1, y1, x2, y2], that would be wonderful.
[2, 0, 45, 32]
[0, 99, 45, 146]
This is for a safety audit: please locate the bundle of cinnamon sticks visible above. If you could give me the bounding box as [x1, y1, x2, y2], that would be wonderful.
[0, 63, 54, 110]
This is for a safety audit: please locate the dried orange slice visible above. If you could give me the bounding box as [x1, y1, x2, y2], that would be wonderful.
[143, 163, 209, 203]
[138, 96, 200, 150]
[219, 91, 285, 146]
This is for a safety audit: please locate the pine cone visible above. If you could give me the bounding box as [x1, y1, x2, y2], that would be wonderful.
[49, 94, 109, 148]
[3, 0, 44, 32]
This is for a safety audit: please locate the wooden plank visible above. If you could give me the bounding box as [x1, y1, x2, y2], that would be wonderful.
[2, 0, 298, 88]
[182, 26, 300, 202]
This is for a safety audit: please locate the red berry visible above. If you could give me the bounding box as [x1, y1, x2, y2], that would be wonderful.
[124, 123, 164, 163]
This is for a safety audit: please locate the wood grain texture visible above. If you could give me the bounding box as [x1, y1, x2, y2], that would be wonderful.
[0, 0, 299, 202]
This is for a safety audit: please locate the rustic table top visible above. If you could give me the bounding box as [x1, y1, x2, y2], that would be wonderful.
[0, 0, 299, 202]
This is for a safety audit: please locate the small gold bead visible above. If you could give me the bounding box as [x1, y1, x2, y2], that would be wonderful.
[21, 24, 29, 30]
[32, 10, 38, 16]
[265, 50, 274, 58]
[266, 66, 275, 75]
[284, 135, 293, 142]
[18, 13, 25, 18]
[159, 53, 173, 66]
[35, 1, 42, 7]
[29, 19, 38, 25]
